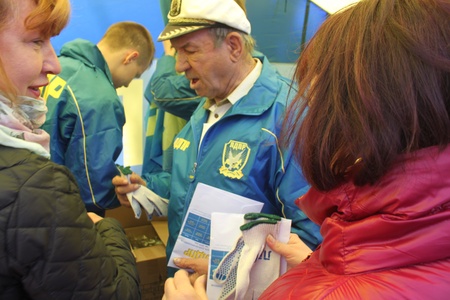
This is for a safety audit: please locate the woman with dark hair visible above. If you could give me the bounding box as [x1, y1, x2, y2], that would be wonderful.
[261, 0, 450, 298]
[162, 0, 450, 298]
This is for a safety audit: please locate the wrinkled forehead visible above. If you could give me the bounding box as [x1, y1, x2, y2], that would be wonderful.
[170, 28, 214, 49]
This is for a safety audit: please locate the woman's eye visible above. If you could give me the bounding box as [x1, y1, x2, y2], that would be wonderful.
[33, 39, 44, 47]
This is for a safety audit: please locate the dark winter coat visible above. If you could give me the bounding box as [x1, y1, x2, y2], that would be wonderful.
[0, 145, 140, 299]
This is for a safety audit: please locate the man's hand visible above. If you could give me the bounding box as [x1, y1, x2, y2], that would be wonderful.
[173, 257, 209, 284]
[162, 270, 207, 300]
[112, 173, 146, 207]
[266, 233, 312, 270]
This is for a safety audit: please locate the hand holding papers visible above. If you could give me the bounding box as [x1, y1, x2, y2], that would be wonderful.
[168, 183, 264, 269]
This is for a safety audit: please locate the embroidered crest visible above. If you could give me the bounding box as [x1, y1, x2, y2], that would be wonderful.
[169, 0, 182, 17]
[219, 140, 250, 179]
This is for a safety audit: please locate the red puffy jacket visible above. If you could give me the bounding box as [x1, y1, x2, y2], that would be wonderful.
[261, 146, 450, 299]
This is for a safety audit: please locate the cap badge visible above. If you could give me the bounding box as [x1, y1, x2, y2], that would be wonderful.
[169, 0, 182, 17]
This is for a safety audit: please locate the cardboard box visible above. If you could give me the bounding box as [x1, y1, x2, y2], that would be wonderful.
[106, 206, 168, 300]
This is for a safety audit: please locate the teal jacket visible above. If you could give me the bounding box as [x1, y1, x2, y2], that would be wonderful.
[147, 55, 201, 120]
[143, 55, 322, 275]
[142, 55, 200, 176]
[42, 39, 122, 213]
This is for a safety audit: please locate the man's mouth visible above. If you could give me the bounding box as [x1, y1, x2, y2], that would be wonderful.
[190, 78, 200, 90]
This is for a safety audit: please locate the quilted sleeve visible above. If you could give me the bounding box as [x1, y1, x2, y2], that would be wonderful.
[7, 159, 140, 300]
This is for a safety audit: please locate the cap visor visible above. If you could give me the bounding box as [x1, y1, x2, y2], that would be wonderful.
[158, 24, 210, 41]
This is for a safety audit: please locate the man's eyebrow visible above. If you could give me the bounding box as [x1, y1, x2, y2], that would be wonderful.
[177, 41, 196, 50]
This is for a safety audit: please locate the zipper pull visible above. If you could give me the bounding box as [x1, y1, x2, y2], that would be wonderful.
[189, 162, 197, 182]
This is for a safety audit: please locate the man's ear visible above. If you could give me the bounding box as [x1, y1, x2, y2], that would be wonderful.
[123, 50, 139, 65]
[226, 32, 243, 63]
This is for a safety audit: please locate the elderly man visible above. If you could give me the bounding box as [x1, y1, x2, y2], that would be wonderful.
[112, 0, 321, 277]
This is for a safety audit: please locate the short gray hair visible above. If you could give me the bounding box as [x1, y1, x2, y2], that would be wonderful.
[209, 26, 255, 54]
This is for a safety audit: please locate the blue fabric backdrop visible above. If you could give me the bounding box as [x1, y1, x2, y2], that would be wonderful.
[52, 0, 327, 63]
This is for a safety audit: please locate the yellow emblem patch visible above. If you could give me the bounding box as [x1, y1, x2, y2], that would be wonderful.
[174, 137, 190, 151]
[219, 140, 251, 179]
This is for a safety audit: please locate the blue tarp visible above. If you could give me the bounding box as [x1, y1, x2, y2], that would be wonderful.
[52, 0, 327, 63]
